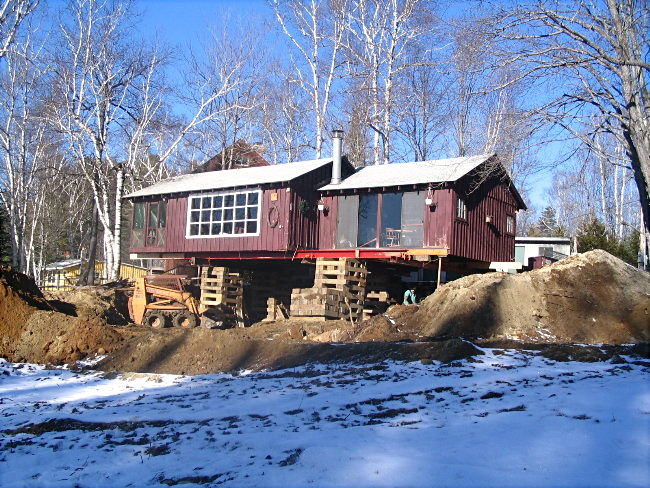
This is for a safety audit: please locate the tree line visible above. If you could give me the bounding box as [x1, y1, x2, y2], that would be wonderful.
[0, 0, 647, 282]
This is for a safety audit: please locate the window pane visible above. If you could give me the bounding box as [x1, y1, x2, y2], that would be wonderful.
[247, 207, 258, 219]
[224, 195, 234, 207]
[189, 224, 199, 236]
[133, 203, 145, 229]
[211, 223, 221, 235]
[190, 211, 200, 223]
[234, 221, 245, 233]
[202, 197, 211, 208]
[148, 203, 159, 228]
[336, 195, 359, 248]
[212, 209, 222, 221]
[246, 221, 257, 234]
[201, 210, 211, 221]
[235, 208, 245, 220]
[236, 193, 246, 206]
[213, 195, 223, 208]
[401, 191, 424, 247]
[358, 194, 378, 247]
[158, 202, 166, 228]
[380, 192, 402, 247]
[247, 192, 258, 205]
[224, 208, 233, 221]
[200, 223, 210, 235]
[191, 198, 200, 210]
[223, 222, 233, 234]
[456, 198, 467, 219]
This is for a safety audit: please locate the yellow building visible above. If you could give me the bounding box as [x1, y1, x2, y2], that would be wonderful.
[41, 259, 147, 291]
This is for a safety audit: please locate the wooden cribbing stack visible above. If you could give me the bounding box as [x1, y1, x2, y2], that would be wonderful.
[362, 269, 392, 320]
[199, 266, 245, 327]
[290, 258, 367, 321]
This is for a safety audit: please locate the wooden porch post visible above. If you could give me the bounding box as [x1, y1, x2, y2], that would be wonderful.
[437, 257, 443, 288]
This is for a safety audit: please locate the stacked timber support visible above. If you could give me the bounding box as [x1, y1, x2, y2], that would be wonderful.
[362, 268, 393, 320]
[199, 266, 245, 327]
[264, 297, 289, 321]
[290, 258, 367, 321]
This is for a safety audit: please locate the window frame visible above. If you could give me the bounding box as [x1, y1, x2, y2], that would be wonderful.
[505, 214, 516, 235]
[185, 189, 262, 239]
[455, 196, 468, 220]
[131, 200, 167, 248]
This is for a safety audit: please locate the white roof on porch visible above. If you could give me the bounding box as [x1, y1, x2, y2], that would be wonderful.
[319, 154, 492, 191]
[125, 158, 333, 198]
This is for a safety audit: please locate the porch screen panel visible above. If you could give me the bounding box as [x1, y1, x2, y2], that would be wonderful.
[380, 192, 403, 247]
[400, 191, 424, 247]
[336, 195, 358, 248]
[357, 193, 378, 248]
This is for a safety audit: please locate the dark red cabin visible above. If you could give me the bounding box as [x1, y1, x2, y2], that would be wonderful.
[126, 152, 525, 272]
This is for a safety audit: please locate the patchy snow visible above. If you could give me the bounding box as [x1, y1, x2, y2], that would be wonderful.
[1, 348, 649, 488]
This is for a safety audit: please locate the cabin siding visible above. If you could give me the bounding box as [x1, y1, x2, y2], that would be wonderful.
[288, 165, 331, 249]
[424, 188, 453, 248]
[449, 178, 518, 262]
[130, 187, 292, 254]
[316, 195, 338, 248]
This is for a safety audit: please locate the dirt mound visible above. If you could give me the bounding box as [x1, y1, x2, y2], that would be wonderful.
[0, 268, 126, 364]
[2, 250, 648, 374]
[46, 285, 132, 325]
[410, 250, 649, 343]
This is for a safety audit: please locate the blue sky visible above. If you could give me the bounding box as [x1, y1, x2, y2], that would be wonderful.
[135, 0, 551, 211]
[139, 0, 270, 45]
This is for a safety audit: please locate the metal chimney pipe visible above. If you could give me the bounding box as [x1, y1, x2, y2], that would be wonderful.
[330, 129, 344, 185]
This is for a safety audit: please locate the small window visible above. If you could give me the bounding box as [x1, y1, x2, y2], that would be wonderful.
[133, 203, 145, 229]
[506, 214, 515, 234]
[456, 197, 467, 220]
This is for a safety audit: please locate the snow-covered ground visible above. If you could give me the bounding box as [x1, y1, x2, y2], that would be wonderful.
[1, 347, 649, 488]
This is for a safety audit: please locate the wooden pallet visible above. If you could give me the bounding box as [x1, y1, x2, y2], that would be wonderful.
[290, 258, 368, 320]
[314, 258, 367, 289]
[199, 266, 245, 326]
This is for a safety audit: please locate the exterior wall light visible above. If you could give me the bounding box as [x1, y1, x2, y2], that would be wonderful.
[425, 185, 434, 206]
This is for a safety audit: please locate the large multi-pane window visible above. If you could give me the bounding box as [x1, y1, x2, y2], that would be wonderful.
[187, 190, 260, 237]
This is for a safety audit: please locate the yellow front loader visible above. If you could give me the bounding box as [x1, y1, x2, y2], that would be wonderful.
[129, 275, 201, 328]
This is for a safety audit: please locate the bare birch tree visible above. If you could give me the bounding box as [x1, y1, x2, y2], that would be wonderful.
[0, 0, 38, 60]
[48, 0, 252, 281]
[0, 32, 58, 275]
[493, 0, 650, 260]
[270, 0, 346, 158]
[342, 0, 433, 164]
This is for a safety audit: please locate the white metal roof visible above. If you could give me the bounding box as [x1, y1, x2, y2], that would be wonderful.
[318, 154, 492, 191]
[45, 259, 82, 271]
[125, 158, 334, 198]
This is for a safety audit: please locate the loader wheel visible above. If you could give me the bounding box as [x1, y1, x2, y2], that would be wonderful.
[144, 311, 167, 329]
[172, 312, 198, 329]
